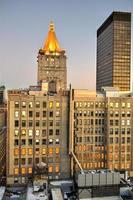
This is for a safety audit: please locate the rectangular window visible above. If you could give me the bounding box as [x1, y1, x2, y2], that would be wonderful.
[29, 111, 33, 117]
[22, 129, 26, 136]
[127, 137, 130, 143]
[36, 112, 40, 117]
[121, 128, 125, 134]
[48, 166, 53, 173]
[21, 148, 26, 155]
[35, 157, 39, 163]
[110, 120, 113, 126]
[42, 129, 46, 137]
[49, 129, 53, 135]
[127, 111, 131, 117]
[42, 139, 46, 145]
[21, 158, 25, 165]
[36, 121, 39, 126]
[22, 120, 26, 127]
[49, 139, 53, 145]
[28, 148, 33, 155]
[55, 165, 60, 173]
[115, 128, 119, 134]
[55, 139, 59, 144]
[127, 102, 130, 108]
[15, 111, 19, 118]
[56, 129, 60, 135]
[122, 112, 125, 117]
[21, 167, 26, 174]
[115, 102, 119, 108]
[43, 111, 47, 117]
[36, 101, 40, 108]
[55, 147, 60, 154]
[15, 120, 19, 127]
[127, 119, 130, 126]
[22, 111, 26, 117]
[28, 167, 32, 174]
[14, 158, 19, 165]
[14, 168, 19, 175]
[122, 102, 125, 108]
[28, 139, 32, 145]
[110, 103, 113, 108]
[15, 102, 19, 108]
[115, 111, 119, 117]
[49, 121, 53, 126]
[42, 148, 46, 155]
[28, 130, 33, 137]
[29, 102, 33, 108]
[22, 102, 26, 108]
[49, 102, 53, 108]
[14, 139, 19, 146]
[21, 129, 26, 136]
[49, 147, 53, 155]
[42, 121, 46, 127]
[35, 139, 39, 145]
[115, 120, 119, 126]
[35, 129, 40, 136]
[127, 128, 130, 134]
[21, 139, 26, 146]
[28, 158, 32, 165]
[14, 148, 19, 156]
[56, 121, 60, 126]
[56, 102, 60, 108]
[35, 148, 40, 155]
[43, 101, 47, 108]
[29, 120, 33, 127]
[14, 130, 19, 136]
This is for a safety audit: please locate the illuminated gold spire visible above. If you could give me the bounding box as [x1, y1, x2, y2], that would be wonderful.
[43, 21, 61, 52]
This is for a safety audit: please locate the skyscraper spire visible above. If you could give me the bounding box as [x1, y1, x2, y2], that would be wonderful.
[43, 21, 61, 52]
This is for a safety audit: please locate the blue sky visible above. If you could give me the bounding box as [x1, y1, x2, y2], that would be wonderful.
[0, 0, 133, 90]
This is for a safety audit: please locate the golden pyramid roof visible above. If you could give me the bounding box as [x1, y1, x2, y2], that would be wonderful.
[43, 21, 61, 52]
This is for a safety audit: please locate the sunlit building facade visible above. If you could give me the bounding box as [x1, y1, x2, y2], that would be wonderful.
[69, 88, 133, 175]
[96, 11, 131, 92]
[37, 22, 67, 92]
[7, 22, 70, 184]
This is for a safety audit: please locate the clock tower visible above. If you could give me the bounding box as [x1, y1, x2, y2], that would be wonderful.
[37, 21, 67, 93]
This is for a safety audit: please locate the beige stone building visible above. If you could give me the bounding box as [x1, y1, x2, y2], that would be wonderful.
[7, 88, 70, 184]
[69, 88, 133, 176]
[7, 22, 70, 185]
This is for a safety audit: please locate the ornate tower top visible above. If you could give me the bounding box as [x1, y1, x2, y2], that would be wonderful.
[43, 21, 61, 53]
[38, 21, 67, 91]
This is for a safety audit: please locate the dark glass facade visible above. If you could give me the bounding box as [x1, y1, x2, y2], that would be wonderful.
[96, 12, 131, 91]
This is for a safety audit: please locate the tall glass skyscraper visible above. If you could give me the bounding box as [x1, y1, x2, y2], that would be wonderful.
[96, 11, 131, 92]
